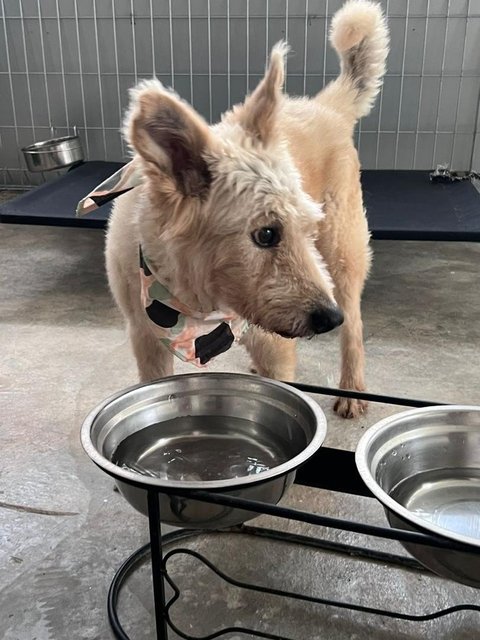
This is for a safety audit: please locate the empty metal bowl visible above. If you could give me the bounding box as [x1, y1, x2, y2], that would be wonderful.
[22, 135, 84, 172]
[81, 373, 326, 528]
[356, 405, 480, 588]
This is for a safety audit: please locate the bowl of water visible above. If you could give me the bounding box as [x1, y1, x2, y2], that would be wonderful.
[81, 373, 326, 528]
[356, 405, 480, 587]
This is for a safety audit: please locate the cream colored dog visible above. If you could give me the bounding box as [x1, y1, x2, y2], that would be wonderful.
[105, 0, 389, 418]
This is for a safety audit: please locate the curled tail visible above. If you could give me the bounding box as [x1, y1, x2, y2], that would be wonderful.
[318, 0, 389, 122]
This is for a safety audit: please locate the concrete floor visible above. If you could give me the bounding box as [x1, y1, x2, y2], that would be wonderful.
[1, 205, 480, 639]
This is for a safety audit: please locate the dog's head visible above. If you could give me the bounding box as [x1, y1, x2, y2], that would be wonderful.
[124, 43, 342, 338]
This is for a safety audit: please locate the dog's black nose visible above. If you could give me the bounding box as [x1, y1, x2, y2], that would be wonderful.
[310, 306, 344, 334]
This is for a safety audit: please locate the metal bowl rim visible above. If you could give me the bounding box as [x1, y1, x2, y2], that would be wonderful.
[80, 372, 327, 491]
[355, 404, 480, 549]
[22, 136, 82, 153]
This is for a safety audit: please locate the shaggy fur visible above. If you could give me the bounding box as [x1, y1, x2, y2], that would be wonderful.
[105, 0, 389, 418]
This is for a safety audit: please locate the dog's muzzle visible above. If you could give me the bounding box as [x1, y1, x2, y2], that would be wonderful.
[309, 305, 344, 334]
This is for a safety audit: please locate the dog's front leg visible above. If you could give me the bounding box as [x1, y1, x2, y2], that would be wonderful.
[242, 326, 297, 382]
[128, 320, 174, 382]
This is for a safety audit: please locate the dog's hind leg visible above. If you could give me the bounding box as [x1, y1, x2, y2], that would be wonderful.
[242, 326, 297, 382]
[128, 319, 174, 382]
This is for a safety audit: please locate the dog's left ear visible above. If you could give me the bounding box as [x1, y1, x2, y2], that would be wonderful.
[238, 42, 287, 145]
[125, 79, 212, 198]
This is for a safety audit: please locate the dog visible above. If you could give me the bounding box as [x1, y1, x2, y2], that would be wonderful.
[104, 0, 389, 418]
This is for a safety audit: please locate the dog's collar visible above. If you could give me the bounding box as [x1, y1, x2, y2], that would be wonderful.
[139, 247, 248, 367]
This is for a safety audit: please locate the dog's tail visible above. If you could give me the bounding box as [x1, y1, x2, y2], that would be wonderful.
[317, 0, 389, 122]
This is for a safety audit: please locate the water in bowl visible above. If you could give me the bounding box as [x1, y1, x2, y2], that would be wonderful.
[112, 415, 290, 482]
[390, 467, 480, 540]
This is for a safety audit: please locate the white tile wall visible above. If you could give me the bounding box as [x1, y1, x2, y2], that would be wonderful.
[1, 0, 479, 186]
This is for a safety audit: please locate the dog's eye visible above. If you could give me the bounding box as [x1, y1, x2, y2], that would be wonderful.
[252, 226, 281, 248]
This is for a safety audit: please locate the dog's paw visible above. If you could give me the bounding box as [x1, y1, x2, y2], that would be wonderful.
[334, 396, 368, 419]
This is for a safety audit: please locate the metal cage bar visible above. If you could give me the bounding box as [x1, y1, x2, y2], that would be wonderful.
[73, 0, 89, 157]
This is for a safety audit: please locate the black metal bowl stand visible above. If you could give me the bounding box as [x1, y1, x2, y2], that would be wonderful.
[106, 383, 480, 640]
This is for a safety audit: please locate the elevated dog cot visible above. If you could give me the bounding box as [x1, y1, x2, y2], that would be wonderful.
[1, 162, 479, 241]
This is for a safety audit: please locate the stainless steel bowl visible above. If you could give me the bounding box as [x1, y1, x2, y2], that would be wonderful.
[22, 135, 84, 172]
[81, 373, 326, 529]
[356, 405, 480, 587]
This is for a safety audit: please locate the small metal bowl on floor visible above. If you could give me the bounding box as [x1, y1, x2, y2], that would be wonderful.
[81, 373, 327, 529]
[356, 405, 480, 588]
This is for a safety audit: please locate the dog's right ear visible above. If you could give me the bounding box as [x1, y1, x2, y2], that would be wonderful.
[236, 42, 287, 145]
[125, 80, 212, 199]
